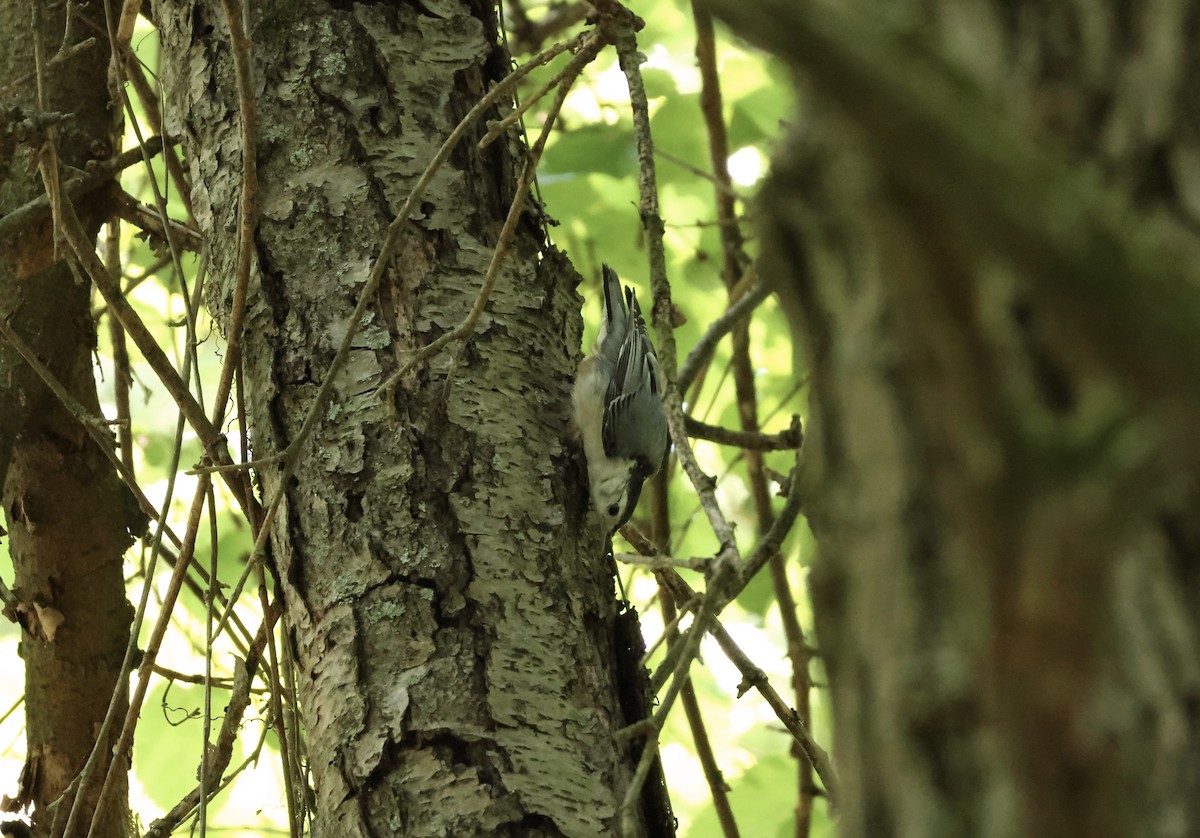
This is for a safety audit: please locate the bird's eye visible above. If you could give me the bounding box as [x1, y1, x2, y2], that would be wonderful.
[607, 503, 621, 517]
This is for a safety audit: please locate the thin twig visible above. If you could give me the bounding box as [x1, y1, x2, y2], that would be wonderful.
[188, 453, 286, 475]
[280, 630, 312, 821]
[477, 38, 591, 149]
[613, 552, 712, 572]
[201, 482, 220, 838]
[110, 189, 202, 251]
[257, 546, 302, 838]
[660, 585, 740, 837]
[655, 147, 745, 201]
[89, 253, 172, 320]
[210, 0, 259, 434]
[74, 474, 211, 838]
[685, 415, 802, 451]
[616, 22, 737, 555]
[637, 594, 701, 668]
[144, 601, 283, 838]
[677, 276, 769, 393]
[657, 568, 838, 807]
[105, 221, 135, 474]
[0, 575, 20, 619]
[150, 665, 242, 690]
[119, 50, 194, 216]
[737, 453, 805, 588]
[177, 721, 272, 836]
[0, 137, 163, 241]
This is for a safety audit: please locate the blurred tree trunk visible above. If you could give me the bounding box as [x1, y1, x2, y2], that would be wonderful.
[153, 2, 670, 836]
[0, 2, 136, 836]
[709, 1, 1200, 837]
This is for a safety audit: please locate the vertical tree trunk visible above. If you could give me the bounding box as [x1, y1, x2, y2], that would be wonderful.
[710, 1, 1200, 836]
[0, 2, 136, 836]
[154, 2, 670, 835]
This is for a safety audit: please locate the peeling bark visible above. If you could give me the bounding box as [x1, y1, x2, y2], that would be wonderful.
[154, 2, 670, 835]
[0, 2, 136, 836]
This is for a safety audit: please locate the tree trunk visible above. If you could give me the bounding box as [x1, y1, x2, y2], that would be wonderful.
[153, 2, 670, 835]
[0, 2, 136, 836]
[708, 1, 1200, 836]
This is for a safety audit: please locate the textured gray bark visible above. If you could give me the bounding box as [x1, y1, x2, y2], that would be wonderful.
[0, 2, 137, 836]
[154, 2, 667, 836]
[709, 1, 1200, 837]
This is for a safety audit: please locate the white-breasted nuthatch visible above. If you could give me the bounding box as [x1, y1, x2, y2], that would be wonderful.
[572, 265, 670, 534]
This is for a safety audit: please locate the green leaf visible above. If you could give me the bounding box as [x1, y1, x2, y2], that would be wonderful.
[639, 67, 680, 100]
[728, 81, 793, 148]
[179, 508, 255, 626]
[134, 680, 213, 812]
[650, 93, 709, 185]
[543, 125, 636, 178]
[737, 563, 775, 616]
[684, 755, 802, 838]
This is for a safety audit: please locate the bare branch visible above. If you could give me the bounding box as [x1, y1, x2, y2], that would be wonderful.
[677, 276, 770, 393]
[685, 415, 802, 451]
[0, 137, 163, 241]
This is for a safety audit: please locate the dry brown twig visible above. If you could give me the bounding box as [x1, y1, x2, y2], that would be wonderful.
[657, 569, 838, 807]
[599, 5, 825, 827]
[143, 601, 283, 838]
[606, 7, 744, 831]
[684, 415, 802, 451]
[658, 583, 740, 837]
[0, 137, 163, 241]
[506, 0, 590, 54]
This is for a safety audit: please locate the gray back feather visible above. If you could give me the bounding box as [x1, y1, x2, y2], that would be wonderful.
[600, 276, 669, 475]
